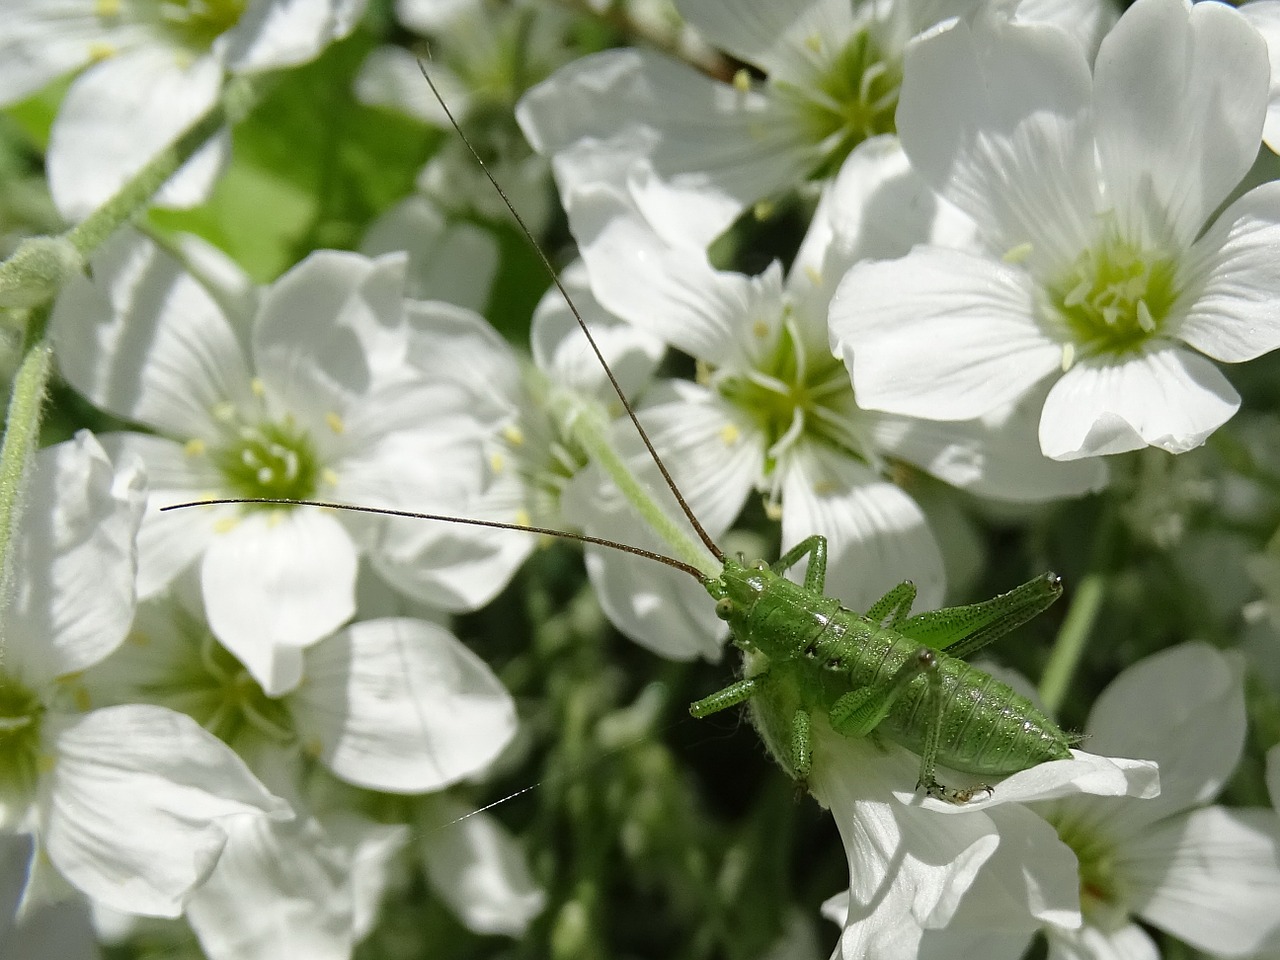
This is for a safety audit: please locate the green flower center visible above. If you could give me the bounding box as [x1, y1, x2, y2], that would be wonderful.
[0, 672, 45, 808]
[157, 0, 248, 49]
[716, 309, 865, 476]
[1046, 231, 1180, 357]
[1045, 808, 1132, 931]
[212, 416, 322, 504]
[779, 28, 902, 180]
[137, 605, 295, 748]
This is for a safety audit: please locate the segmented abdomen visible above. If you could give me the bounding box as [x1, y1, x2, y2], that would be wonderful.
[745, 581, 1072, 777]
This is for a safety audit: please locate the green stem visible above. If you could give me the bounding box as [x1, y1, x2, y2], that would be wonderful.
[0, 315, 53, 648]
[1038, 570, 1106, 717]
[0, 76, 261, 310]
[553, 388, 720, 580]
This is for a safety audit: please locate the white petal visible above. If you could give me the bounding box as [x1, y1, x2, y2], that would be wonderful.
[564, 456, 734, 661]
[291, 618, 516, 792]
[936, 803, 1081, 933]
[8, 433, 145, 683]
[51, 230, 254, 437]
[1038, 347, 1239, 459]
[201, 509, 358, 695]
[1126, 807, 1280, 956]
[1047, 923, 1160, 960]
[517, 48, 800, 239]
[370, 471, 535, 613]
[1013, 0, 1118, 58]
[353, 45, 471, 125]
[185, 814, 354, 960]
[896, 12, 1099, 259]
[780, 448, 946, 614]
[1239, 0, 1280, 153]
[360, 195, 497, 311]
[0, 1, 120, 105]
[799, 137, 974, 309]
[831, 247, 1059, 421]
[530, 260, 665, 404]
[217, 0, 365, 72]
[420, 799, 547, 937]
[871, 393, 1108, 504]
[1176, 181, 1280, 362]
[1084, 643, 1246, 824]
[100, 432, 225, 600]
[47, 48, 226, 220]
[1094, 0, 1268, 246]
[43, 705, 288, 917]
[583, 541, 727, 662]
[252, 250, 410, 412]
[902, 752, 1159, 813]
[570, 171, 764, 366]
[676, 0, 854, 73]
[810, 732, 999, 960]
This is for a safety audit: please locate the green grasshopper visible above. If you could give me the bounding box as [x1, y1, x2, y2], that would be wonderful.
[170, 74, 1075, 805]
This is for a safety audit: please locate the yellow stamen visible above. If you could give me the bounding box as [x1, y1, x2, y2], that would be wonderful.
[321, 467, 339, 487]
[1003, 242, 1034, 264]
[87, 41, 116, 62]
[720, 424, 741, 447]
[733, 69, 751, 94]
[213, 516, 240, 534]
[489, 452, 505, 475]
[1061, 342, 1076, 372]
[502, 424, 525, 446]
[325, 412, 344, 434]
[251, 378, 266, 397]
[184, 438, 207, 456]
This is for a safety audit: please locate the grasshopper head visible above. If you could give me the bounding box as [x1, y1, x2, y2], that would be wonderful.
[707, 556, 772, 634]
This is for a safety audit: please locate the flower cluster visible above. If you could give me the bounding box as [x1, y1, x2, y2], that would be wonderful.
[3, 0, 1280, 958]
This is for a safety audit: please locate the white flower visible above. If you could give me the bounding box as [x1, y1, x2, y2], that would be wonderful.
[915, 643, 1280, 960]
[0, 0, 366, 220]
[563, 141, 1104, 638]
[80, 586, 524, 955]
[0, 433, 288, 919]
[517, 0, 1118, 247]
[50, 230, 486, 695]
[811, 723, 1158, 960]
[369, 262, 666, 617]
[829, 0, 1280, 460]
[86, 589, 519, 796]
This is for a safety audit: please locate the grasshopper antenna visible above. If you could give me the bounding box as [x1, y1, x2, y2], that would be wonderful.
[416, 61, 726, 565]
[160, 498, 707, 581]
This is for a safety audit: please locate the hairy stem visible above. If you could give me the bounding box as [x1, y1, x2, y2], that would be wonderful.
[555, 389, 720, 580]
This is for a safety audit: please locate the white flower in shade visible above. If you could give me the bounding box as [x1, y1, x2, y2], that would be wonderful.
[562, 140, 1105, 640]
[415, 794, 547, 937]
[0, 0, 366, 220]
[517, 0, 1118, 248]
[910, 643, 1280, 960]
[0, 433, 288, 920]
[50, 230, 485, 695]
[368, 262, 665, 617]
[85, 589, 519, 798]
[830, 0, 1280, 461]
[811, 723, 1158, 960]
[354, 0, 578, 234]
[78, 584, 524, 957]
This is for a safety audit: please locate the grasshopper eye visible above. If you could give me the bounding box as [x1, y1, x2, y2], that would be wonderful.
[750, 559, 768, 572]
[715, 598, 734, 621]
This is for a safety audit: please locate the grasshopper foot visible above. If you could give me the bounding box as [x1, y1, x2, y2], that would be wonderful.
[919, 778, 993, 804]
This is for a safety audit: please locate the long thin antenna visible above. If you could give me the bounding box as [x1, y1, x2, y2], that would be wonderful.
[417, 62, 726, 564]
[160, 498, 707, 581]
